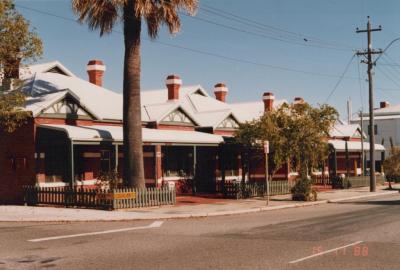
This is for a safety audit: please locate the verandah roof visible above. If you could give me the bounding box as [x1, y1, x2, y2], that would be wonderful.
[38, 124, 224, 145]
[328, 139, 385, 152]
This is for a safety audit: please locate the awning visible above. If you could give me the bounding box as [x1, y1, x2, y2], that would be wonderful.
[38, 124, 224, 145]
[328, 139, 385, 151]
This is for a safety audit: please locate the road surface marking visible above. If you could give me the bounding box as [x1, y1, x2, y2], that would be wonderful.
[288, 241, 364, 264]
[28, 221, 164, 243]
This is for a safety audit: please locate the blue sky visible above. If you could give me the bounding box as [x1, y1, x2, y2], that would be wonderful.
[15, 0, 400, 118]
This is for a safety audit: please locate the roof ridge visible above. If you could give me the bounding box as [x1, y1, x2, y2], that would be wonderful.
[142, 84, 202, 93]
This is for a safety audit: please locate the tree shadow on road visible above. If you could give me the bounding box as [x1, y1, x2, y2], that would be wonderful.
[335, 199, 400, 206]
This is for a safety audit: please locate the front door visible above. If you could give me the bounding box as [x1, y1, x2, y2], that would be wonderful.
[195, 147, 217, 193]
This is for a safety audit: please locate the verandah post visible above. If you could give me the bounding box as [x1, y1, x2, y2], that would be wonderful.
[192, 145, 197, 195]
[69, 140, 75, 188]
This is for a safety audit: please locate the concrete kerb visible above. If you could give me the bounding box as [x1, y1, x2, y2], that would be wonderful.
[184, 193, 400, 219]
[327, 190, 399, 203]
[1, 191, 398, 222]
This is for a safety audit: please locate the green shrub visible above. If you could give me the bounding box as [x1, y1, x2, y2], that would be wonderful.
[331, 176, 351, 189]
[96, 171, 121, 190]
[386, 174, 400, 183]
[291, 178, 317, 201]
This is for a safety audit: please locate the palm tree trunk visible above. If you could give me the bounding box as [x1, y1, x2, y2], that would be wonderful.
[123, 0, 145, 188]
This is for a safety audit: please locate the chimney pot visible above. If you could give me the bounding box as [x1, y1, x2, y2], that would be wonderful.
[214, 83, 228, 102]
[294, 97, 304, 104]
[166, 74, 182, 100]
[380, 101, 390, 108]
[263, 92, 275, 112]
[87, 60, 106, 86]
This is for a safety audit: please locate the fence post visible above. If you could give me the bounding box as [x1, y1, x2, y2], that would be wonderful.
[112, 189, 117, 210]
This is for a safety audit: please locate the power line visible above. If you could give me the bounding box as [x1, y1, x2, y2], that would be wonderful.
[379, 54, 400, 82]
[15, 4, 359, 80]
[376, 87, 400, 91]
[383, 53, 400, 65]
[374, 37, 400, 64]
[200, 3, 356, 50]
[182, 13, 352, 51]
[376, 87, 398, 100]
[148, 39, 357, 79]
[381, 53, 400, 72]
[197, 8, 347, 50]
[376, 65, 400, 89]
[379, 63, 400, 67]
[324, 54, 356, 103]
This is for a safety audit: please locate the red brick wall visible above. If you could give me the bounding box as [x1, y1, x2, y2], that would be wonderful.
[213, 130, 235, 136]
[35, 117, 123, 127]
[156, 124, 195, 131]
[336, 153, 361, 175]
[0, 119, 36, 204]
[247, 151, 290, 181]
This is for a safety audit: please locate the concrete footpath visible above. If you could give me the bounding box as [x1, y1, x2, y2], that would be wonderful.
[0, 186, 398, 222]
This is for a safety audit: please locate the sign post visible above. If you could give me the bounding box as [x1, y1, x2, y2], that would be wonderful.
[264, 140, 270, 206]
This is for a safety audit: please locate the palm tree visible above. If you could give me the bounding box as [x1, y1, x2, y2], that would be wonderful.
[72, 0, 198, 188]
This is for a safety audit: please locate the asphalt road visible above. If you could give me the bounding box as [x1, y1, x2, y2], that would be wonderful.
[0, 194, 399, 270]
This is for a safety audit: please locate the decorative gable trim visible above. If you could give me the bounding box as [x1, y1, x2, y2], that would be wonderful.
[38, 93, 97, 120]
[160, 108, 196, 127]
[216, 114, 240, 130]
[353, 127, 364, 139]
[193, 89, 207, 96]
[46, 66, 69, 76]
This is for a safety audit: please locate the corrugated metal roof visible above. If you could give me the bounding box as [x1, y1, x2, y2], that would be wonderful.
[20, 61, 285, 128]
[39, 124, 224, 145]
[328, 139, 385, 151]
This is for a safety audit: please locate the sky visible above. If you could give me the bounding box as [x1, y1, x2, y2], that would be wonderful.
[14, 0, 400, 118]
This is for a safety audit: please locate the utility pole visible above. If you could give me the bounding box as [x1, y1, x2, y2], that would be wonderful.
[360, 110, 364, 176]
[356, 16, 382, 192]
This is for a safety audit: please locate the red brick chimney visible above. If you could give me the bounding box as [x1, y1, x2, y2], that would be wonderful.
[294, 97, 305, 104]
[380, 101, 390, 108]
[214, 83, 228, 102]
[263, 92, 275, 112]
[87, 60, 106, 86]
[166, 75, 182, 100]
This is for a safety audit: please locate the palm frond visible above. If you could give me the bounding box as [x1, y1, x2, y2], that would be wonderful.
[135, 0, 198, 39]
[72, 0, 123, 36]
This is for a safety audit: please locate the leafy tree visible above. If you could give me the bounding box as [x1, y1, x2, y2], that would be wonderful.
[234, 120, 264, 182]
[285, 103, 338, 178]
[234, 102, 338, 180]
[0, 91, 30, 132]
[72, 0, 198, 189]
[0, 0, 42, 133]
[0, 0, 42, 82]
[383, 146, 400, 188]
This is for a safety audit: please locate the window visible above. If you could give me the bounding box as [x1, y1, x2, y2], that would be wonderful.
[7, 157, 27, 171]
[45, 147, 66, 182]
[162, 147, 193, 177]
[223, 149, 239, 176]
[100, 150, 111, 172]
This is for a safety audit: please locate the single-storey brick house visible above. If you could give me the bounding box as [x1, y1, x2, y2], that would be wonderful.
[0, 60, 384, 203]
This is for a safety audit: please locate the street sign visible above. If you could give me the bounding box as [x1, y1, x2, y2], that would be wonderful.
[263, 140, 269, 154]
[114, 192, 136, 200]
